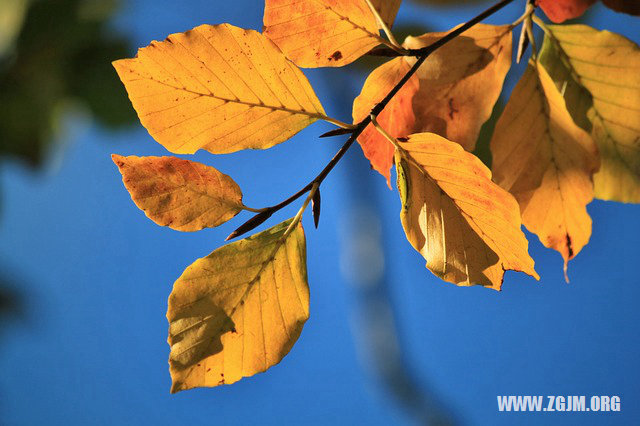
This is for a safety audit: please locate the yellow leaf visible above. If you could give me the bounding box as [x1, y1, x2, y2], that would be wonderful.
[491, 64, 599, 272]
[112, 155, 244, 232]
[113, 24, 326, 155]
[403, 24, 512, 151]
[369, 0, 401, 30]
[167, 219, 309, 392]
[352, 57, 419, 185]
[263, 0, 386, 67]
[542, 24, 640, 203]
[396, 133, 538, 290]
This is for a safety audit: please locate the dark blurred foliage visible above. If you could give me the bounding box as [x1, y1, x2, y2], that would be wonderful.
[0, 0, 135, 168]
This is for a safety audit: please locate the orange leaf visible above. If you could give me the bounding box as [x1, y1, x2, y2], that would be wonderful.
[491, 64, 599, 275]
[536, 0, 596, 23]
[112, 155, 244, 231]
[396, 133, 539, 290]
[403, 24, 512, 151]
[352, 57, 419, 185]
[263, 0, 385, 67]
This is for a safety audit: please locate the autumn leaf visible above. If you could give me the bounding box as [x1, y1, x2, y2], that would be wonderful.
[536, 0, 596, 23]
[167, 219, 309, 392]
[370, 0, 402, 30]
[539, 25, 640, 203]
[112, 155, 244, 231]
[403, 24, 512, 151]
[263, 0, 387, 67]
[113, 24, 326, 155]
[396, 133, 538, 290]
[491, 64, 599, 274]
[352, 57, 419, 185]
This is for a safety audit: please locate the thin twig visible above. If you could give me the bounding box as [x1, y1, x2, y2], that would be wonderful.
[227, 0, 517, 240]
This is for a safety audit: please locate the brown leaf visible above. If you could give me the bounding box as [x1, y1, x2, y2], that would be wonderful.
[396, 133, 539, 290]
[112, 155, 244, 231]
[403, 24, 513, 151]
[352, 57, 419, 185]
[491, 64, 599, 273]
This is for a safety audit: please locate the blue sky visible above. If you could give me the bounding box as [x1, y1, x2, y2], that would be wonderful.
[1, 1, 639, 425]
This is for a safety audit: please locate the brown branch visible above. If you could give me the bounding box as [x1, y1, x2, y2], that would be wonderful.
[227, 0, 517, 240]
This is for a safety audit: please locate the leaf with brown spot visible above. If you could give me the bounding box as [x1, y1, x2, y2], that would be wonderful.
[167, 219, 309, 392]
[491, 64, 599, 274]
[263, 0, 386, 67]
[113, 24, 326, 155]
[396, 133, 538, 290]
[112, 155, 244, 232]
[352, 57, 419, 185]
[402, 24, 512, 151]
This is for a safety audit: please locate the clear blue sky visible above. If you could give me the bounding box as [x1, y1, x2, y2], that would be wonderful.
[1, 1, 639, 425]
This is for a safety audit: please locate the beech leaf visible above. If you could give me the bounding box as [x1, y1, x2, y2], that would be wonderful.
[263, 0, 386, 67]
[540, 25, 640, 203]
[352, 57, 419, 185]
[490, 64, 599, 272]
[113, 24, 326, 155]
[112, 155, 244, 232]
[167, 219, 309, 392]
[403, 24, 512, 151]
[396, 133, 539, 290]
[536, 0, 596, 24]
[369, 0, 402, 30]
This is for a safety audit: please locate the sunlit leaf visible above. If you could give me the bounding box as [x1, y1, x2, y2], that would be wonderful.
[352, 57, 419, 185]
[167, 219, 309, 392]
[112, 155, 243, 231]
[370, 0, 402, 29]
[263, 0, 385, 67]
[113, 24, 326, 155]
[541, 24, 640, 203]
[536, 0, 596, 23]
[491, 64, 599, 272]
[403, 24, 512, 151]
[396, 133, 538, 290]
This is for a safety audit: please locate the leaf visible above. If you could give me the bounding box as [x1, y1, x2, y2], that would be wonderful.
[536, 0, 596, 23]
[113, 24, 326, 155]
[602, 0, 640, 16]
[540, 25, 640, 203]
[403, 24, 512, 151]
[167, 219, 309, 392]
[538, 35, 593, 132]
[112, 155, 243, 232]
[396, 133, 538, 290]
[352, 57, 419, 185]
[263, 0, 385, 67]
[369, 0, 402, 30]
[490, 64, 599, 272]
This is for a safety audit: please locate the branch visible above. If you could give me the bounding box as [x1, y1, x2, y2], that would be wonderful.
[227, 0, 517, 240]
